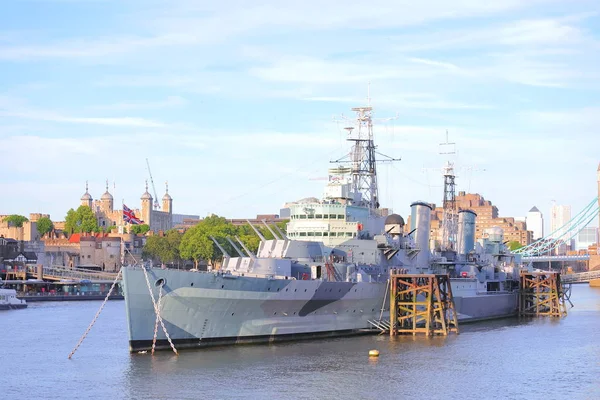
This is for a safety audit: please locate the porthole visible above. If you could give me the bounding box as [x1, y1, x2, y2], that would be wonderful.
[155, 278, 166, 287]
[191, 282, 194, 287]
[268, 288, 271, 291]
[277, 288, 280, 292]
[304, 289, 307, 292]
[221, 285, 224, 289]
[231, 313, 235, 316]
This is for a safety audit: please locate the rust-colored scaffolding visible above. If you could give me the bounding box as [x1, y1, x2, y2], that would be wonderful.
[389, 273, 459, 336]
[519, 271, 567, 317]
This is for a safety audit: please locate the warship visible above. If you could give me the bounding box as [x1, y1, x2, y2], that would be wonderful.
[122, 103, 521, 352]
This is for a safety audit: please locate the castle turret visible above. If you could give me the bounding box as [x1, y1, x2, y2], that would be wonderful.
[100, 179, 114, 213]
[80, 181, 93, 208]
[162, 181, 173, 214]
[141, 180, 153, 229]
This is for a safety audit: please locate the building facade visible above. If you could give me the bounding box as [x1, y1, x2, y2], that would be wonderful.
[79, 180, 174, 233]
[526, 206, 544, 240]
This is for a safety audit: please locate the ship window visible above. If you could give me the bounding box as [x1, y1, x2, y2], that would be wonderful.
[299, 232, 307, 237]
[307, 232, 314, 236]
[346, 232, 352, 237]
[315, 232, 322, 236]
[337, 232, 344, 236]
[323, 232, 328, 236]
[337, 215, 344, 219]
[315, 214, 322, 219]
[307, 215, 314, 219]
[299, 215, 307, 219]
[329, 214, 336, 218]
[323, 215, 328, 219]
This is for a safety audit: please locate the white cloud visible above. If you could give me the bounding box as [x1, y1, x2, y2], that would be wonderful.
[0, 106, 168, 128]
[89, 96, 188, 111]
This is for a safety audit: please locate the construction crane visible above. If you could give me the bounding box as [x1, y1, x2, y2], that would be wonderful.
[145, 158, 160, 210]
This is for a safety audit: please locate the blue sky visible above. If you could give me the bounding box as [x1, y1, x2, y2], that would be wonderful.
[1, 0, 599, 227]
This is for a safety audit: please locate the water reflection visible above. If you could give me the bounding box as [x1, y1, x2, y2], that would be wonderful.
[1, 285, 599, 400]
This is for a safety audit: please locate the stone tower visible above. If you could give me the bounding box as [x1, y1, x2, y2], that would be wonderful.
[100, 179, 114, 213]
[141, 180, 153, 229]
[80, 181, 93, 208]
[162, 181, 173, 214]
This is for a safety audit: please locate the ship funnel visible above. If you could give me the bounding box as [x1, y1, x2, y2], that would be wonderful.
[457, 210, 477, 254]
[410, 201, 432, 268]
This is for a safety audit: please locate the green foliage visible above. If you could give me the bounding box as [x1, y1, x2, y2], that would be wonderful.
[3, 214, 29, 228]
[508, 241, 524, 251]
[142, 229, 183, 265]
[179, 215, 237, 266]
[177, 216, 289, 266]
[64, 206, 99, 234]
[130, 224, 150, 235]
[36, 217, 54, 236]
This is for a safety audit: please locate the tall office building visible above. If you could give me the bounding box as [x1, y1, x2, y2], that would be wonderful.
[550, 204, 572, 248]
[526, 206, 544, 240]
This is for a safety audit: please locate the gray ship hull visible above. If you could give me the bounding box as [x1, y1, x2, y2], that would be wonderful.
[123, 267, 518, 352]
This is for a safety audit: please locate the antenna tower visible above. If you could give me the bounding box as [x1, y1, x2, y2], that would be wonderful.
[145, 158, 160, 210]
[331, 88, 399, 211]
[440, 130, 457, 251]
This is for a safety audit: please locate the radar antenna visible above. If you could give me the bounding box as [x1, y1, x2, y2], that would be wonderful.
[145, 158, 160, 210]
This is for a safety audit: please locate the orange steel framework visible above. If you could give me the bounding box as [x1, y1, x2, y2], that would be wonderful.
[389, 273, 459, 336]
[519, 271, 567, 317]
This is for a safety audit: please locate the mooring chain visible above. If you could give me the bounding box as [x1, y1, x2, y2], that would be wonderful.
[151, 286, 164, 355]
[141, 266, 178, 355]
[68, 268, 123, 359]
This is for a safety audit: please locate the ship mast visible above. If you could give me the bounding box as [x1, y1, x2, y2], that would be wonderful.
[331, 88, 399, 211]
[440, 131, 458, 251]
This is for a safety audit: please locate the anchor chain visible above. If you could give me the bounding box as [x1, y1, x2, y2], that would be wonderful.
[68, 268, 122, 359]
[151, 286, 164, 354]
[141, 266, 178, 355]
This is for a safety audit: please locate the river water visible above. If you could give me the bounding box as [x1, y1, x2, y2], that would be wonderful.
[1, 285, 599, 400]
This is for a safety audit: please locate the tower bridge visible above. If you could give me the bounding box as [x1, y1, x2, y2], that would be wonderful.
[513, 164, 600, 278]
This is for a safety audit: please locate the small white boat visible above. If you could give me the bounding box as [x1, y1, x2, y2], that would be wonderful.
[0, 288, 27, 310]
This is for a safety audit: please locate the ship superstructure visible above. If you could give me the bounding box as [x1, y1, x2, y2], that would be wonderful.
[286, 103, 398, 246]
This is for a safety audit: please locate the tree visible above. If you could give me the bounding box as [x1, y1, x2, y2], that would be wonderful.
[142, 235, 168, 263]
[3, 214, 29, 228]
[64, 206, 99, 234]
[142, 229, 183, 266]
[508, 241, 523, 251]
[179, 215, 237, 267]
[164, 229, 183, 265]
[36, 217, 54, 236]
[130, 224, 150, 235]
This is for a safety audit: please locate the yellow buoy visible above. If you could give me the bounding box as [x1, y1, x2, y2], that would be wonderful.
[368, 349, 380, 357]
